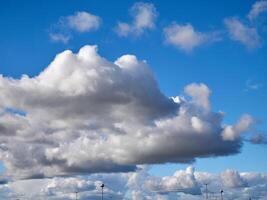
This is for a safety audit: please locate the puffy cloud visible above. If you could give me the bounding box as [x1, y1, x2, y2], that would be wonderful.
[0, 45, 257, 180]
[2, 176, 125, 200]
[224, 18, 261, 48]
[145, 166, 201, 195]
[115, 2, 157, 37]
[163, 23, 220, 52]
[184, 83, 211, 110]
[49, 11, 101, 43]
[195, 169, 267, 200]
[248, 0, 267, 21]
[220, 170, 247, 188]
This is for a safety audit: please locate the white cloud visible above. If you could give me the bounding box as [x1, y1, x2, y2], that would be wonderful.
[145, 166, 201, 195]
[49, 33, 71, 44]
[245, 79, 263, 91]
[163, 23, 220, 52]
[1, 167, 267, 200]
[49, 11, 101, 43]
[115, 2, 157, 37]
[248, 0, 267, 20]
[222, 114, 255, 141]
[224, 18, 261, 49]
[220, 170, 247, 188]
[195, 169, 267, 200]
[66, 11, 101, 32]
[184, 83, 211, 110]
[3, 175, 125, 200]
[116, 22, 131, 37]
[0, 45, 257, 180]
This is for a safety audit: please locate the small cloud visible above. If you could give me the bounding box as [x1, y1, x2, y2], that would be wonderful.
[248, 0, 267, 21]
[49, 33, 71, 44]
[66, 11, 101, 33]
[49, 11, 101, 43]
[224, 17, 261, 49]
[115, 2, 157, 37]
[245, 79, 263, 91]
[163, 23, 221, 52]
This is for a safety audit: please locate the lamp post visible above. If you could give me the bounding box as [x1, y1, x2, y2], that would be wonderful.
[220, 190, 223, 200]
[75, 191, 78, 200]
[205, 183, 208, 200]
[101, 183, 104, 200]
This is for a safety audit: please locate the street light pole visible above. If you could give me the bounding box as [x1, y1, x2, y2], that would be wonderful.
[205, 183, 208, 200]
[101, 183, 104, 200]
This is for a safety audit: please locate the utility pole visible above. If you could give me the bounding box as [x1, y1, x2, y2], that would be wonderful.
[101, 183, 104, 200]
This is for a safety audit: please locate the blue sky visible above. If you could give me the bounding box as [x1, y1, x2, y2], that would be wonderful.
[0, 0, 267, 190]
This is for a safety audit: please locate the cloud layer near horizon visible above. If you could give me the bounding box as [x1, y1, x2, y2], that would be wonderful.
[0, 45, 256, 180]
[1, 166, 267, 200]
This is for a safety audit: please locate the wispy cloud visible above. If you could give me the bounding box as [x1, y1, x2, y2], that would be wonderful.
[245, 79, 263, 91]
[115, 2, 157, 37]
[248, 0, 267, 21]
[224, 0, 267, 49]
[224, 18, 261, 49]
[49, 33, 71, 44]
[250, 133, 267, 144]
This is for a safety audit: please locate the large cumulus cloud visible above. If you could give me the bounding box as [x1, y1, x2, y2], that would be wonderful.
[0, 45, 256, 179]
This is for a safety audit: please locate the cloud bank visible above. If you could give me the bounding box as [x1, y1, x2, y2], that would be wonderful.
[1, 166, 267, 200]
